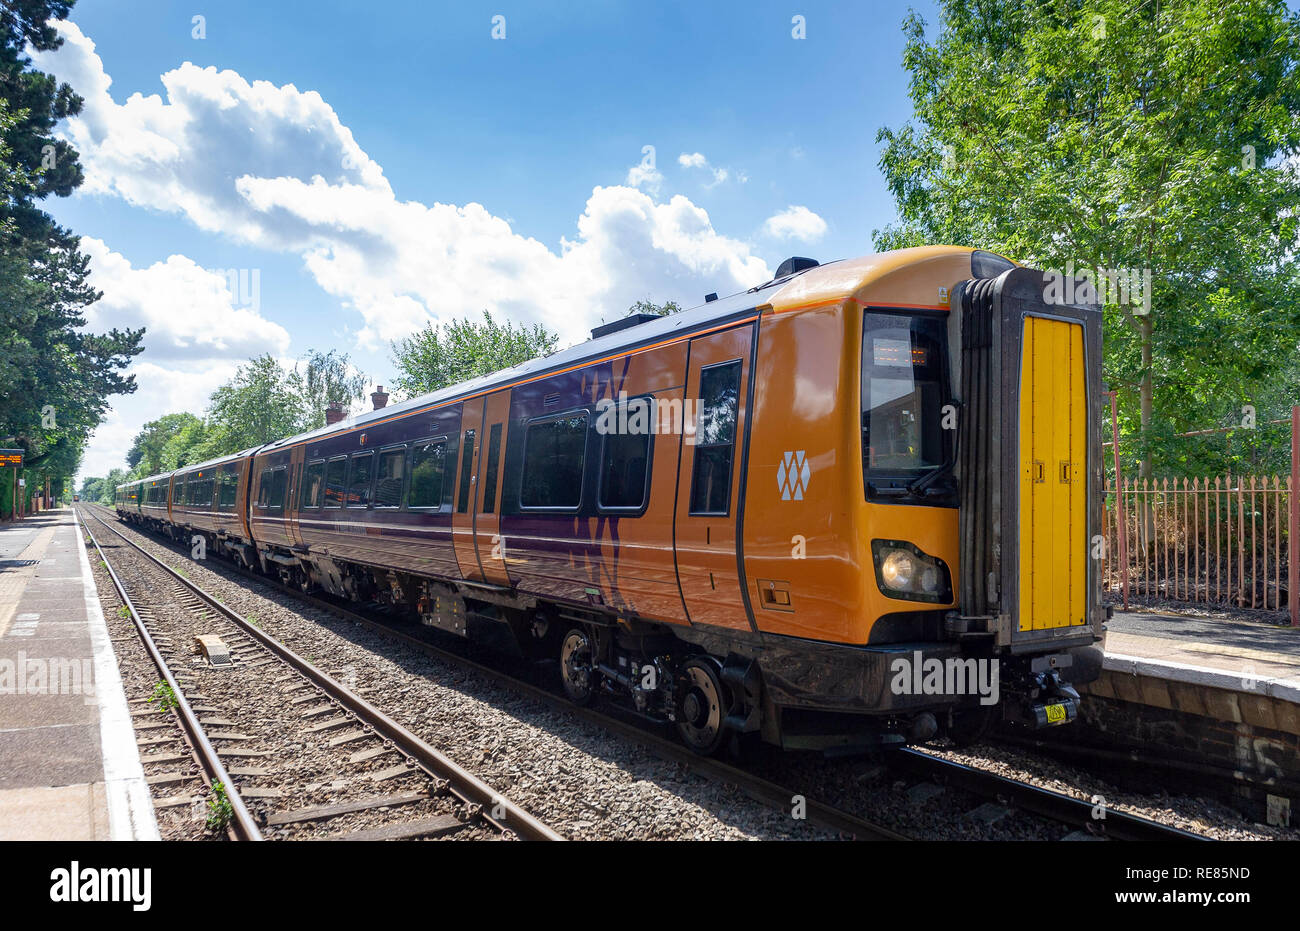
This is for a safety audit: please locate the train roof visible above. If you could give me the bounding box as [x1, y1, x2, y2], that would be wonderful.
[257, 267, 789, 451]
[111, 245, 1011, 476]
[259, 245, 999, 453]
[115, 447, 260, 492]
[173, 446, 262, 476]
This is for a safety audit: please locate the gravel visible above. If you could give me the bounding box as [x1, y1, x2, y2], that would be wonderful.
[88, 506, 1294, 841]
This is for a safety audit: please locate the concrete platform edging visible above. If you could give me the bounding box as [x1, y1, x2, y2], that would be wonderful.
[1103, 651, 1300, 704]
[73, 510, 159, 841]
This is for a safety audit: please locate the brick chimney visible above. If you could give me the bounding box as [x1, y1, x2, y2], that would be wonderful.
[325, 401, 346, 425]
[370, 385, 390, 410]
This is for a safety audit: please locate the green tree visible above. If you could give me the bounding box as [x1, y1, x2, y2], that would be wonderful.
[78, 467, 126, 504]
[298, 349, 367, 431]
[196, 355, 307, 454]
[626, 299, 682, 317]
[99, 467, 127, 503]
[127, 413, 204, 475]
[391, 310, 559, 396]
[875, 0, 1300, 478]
[0, 0, 143, 516]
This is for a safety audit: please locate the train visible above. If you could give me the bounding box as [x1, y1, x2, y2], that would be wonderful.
[116, 245, 1108, 755]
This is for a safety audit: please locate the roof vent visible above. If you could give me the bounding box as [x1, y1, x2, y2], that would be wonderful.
[591, 312, 661, 340]
[775, 256, 819, 278]
[705, 292, 718, 303]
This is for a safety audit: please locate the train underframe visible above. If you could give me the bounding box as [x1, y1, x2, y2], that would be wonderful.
[135, 515, 1101, 757]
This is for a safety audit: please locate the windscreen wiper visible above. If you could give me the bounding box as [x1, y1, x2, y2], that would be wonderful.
[906, 461, 955, 497]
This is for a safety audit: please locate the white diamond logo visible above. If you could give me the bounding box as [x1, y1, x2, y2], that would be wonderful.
[778, 450, 809, 501]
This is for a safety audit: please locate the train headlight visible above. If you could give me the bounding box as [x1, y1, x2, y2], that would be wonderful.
[880, 550, 916, 589]
[871, 540, 952, 603]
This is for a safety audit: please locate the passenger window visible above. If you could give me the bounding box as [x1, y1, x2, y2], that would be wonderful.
[521, 413, 587, 509]
[374, 448, 406, 508]
[408, 441, 446, 508]
[689, 360, 741, 515]
[599, 400, 651, 509]
[302, 461, 325, 508]
[347, 452, 374, 507]
[268, 467, 288, 509]
[324, 458, 347, 508]
[257, 468, 272, 508]
[219, 470, 238, 509]
[482, 424, 502, 514]
[456, 430, 475, 513]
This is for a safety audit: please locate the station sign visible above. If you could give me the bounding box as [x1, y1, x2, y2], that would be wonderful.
[0, 449, 23, 467]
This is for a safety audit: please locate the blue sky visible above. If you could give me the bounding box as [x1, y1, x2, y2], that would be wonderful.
[40, 0, 940, 480]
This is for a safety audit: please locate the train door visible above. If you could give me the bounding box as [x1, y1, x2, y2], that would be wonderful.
[286, 446, 306, 548]
[1018, 315, 1088, 631]
[673, 324, 755, 632]
[451, 399, 484, 580]
[471, 390, 512, 586]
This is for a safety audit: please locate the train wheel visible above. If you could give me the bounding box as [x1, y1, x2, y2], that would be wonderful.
[560, 629, 596, 705]
[676, 657, 728, 756]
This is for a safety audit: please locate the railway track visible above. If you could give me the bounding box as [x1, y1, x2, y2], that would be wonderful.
[86, 504, 1211, 841]
[80, 507, 561, 842]
[891, 748, 1209, 841]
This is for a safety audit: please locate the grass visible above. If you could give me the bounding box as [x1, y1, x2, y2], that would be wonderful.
[117, 605, 130, 620]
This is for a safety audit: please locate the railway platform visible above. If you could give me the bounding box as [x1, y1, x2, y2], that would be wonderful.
[1046, 608, 1300, 826]
[0, 508, 158, 840]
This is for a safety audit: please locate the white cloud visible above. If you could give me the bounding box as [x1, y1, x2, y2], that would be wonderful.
[37, 22, 773, 351]
[72, 237, 291, 480]
[37, 21, 793, 480]
[762, 205, 828, 243]
[76, 358, 241, 480]
[625, 160, 664, 195]
[678, 151, 735, 188]
[80, 237, 291, 360]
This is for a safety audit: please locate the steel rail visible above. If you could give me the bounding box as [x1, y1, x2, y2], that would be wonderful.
[992, 732, 1300, 812]
[82, 507, 562, 842]
[294, 599, 910, 841]
[89, 506, 905, 841]
[93, 504, 1210, 841]
[80, 511, 264, 841]
[893, 748, 1210, 841]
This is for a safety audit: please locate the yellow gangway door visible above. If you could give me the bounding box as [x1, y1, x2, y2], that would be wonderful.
[1018, 316, 1088, 631]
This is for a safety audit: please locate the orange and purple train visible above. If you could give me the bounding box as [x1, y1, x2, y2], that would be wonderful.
[117, 246, 1108, 754]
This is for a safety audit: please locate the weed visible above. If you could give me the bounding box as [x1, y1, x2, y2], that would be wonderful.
[147, 682, 177, 712]
[206, 781, 233, 832]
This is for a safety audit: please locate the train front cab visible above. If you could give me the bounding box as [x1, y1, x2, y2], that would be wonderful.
[734, 250, 1106, 751]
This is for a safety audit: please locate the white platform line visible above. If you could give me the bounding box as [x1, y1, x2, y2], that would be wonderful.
[74, 510, 160, 841]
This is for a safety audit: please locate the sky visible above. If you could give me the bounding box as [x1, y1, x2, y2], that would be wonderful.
[33, 0, 943, 483]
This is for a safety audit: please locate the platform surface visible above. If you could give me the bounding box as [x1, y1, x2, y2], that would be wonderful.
[0, 509, 158, 840]
[1106, 609, 1300, 700]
